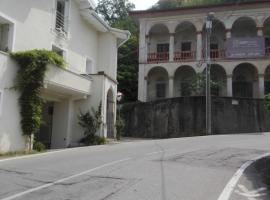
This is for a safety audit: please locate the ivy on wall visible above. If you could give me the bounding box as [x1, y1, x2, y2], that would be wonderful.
[11, 50, 65, 147]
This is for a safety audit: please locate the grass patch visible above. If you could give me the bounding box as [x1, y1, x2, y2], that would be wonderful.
[0, 150, 46, 158]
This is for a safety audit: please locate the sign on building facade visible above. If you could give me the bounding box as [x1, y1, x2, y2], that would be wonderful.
[226, 37, 265, 59]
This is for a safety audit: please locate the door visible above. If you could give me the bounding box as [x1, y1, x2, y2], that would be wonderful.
[106, 90, 115, 138]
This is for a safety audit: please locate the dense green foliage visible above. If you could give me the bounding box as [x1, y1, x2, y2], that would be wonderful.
[96, 0, 138, 102]
[11, 50, 65, 144]
[96, 0, 135, 26]
[265, 94, 270, 110]
[189, 73, 223, 96]
[151, 0, 261, 10]
[33, 141, 46, 152]
[78, 104, 106, 145]
[116, 111, 125, 140]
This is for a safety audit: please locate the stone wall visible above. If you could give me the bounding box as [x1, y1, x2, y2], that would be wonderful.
[121, 97, 270, 138]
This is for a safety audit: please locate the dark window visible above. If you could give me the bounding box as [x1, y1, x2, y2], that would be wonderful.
[52, 45, 64, 57]
[180, 82, 191, 96]
[157, 44, 169, 53]
[181, 42, 191, 51]
[265, 37, 270, 47]
[156, 82, 166, 98]
[265, 81, 270, 95]
[56, 0, 66, 32]
[210, 43, 218, 50]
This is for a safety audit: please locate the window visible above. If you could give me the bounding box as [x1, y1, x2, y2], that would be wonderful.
[266, 37, 270, 47]
[210, 43, 219, 50]
[52, 45, 64, 57]
[181, 42, 191, 51]
[156, 82, 166, 98]
[157, 44, 169, 53]
[86, 58, 93, 74]
[55, 0, 69, 35]
[0, 23, 10, 52]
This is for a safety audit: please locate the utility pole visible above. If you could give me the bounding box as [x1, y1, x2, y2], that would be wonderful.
[205, 12, 214, 135]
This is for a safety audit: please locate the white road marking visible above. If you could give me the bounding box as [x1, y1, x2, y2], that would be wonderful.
[0, 157, 131, 200]
[146, 151, 165, 156]
[217, 152, 270, 200]
[235, 185, 267, 200]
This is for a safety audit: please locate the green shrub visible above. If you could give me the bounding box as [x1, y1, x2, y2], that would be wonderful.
[11, 49, 65, 150]
[265, 93, 270, 110]
[33, 141, 46, 152]
[78, 103, 105, 146]
[80, 135, 106, 146]
[116, 114, 125, 140]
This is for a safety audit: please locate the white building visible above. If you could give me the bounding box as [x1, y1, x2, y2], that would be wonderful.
[0, 0, 130, 152]
[131, 1, 270, 102]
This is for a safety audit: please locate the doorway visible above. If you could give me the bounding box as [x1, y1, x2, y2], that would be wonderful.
[106, 89, 115, 138]
[36, 102, 54, 148]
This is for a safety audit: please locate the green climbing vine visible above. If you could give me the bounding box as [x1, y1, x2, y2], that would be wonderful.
[11, 49, 65, 148]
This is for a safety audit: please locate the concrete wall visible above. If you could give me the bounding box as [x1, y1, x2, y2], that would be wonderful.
[122, 97, 270, 138]
[0, 52, 25, 152]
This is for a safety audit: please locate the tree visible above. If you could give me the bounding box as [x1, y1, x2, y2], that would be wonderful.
[96, 0, 135, 26]
[96, 0, 139, 102]
[150, 0, 260, 10]
[189, 73, 223, 96]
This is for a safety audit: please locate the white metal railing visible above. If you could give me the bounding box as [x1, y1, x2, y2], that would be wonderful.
[55, 11, 67, 33]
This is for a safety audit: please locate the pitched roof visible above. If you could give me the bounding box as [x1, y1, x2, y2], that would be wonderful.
[130, 0, 270, 18]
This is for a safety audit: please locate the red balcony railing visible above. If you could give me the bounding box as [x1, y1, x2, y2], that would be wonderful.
[266, 47, 270, 57]
[202, 49, 226, 60]
[147, 52, 169, 63]
[174, 51, 196, 61]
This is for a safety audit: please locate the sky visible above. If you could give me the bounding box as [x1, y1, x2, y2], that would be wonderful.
[129, 0, 159, 10]
[93, 0, 159, 10]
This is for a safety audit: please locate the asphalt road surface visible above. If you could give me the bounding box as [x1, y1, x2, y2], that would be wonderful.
[0, 133, 270, 200]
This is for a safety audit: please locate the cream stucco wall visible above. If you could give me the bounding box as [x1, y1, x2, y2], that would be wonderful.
[0, 52, 25, 152]
[0, 0, 129, 151]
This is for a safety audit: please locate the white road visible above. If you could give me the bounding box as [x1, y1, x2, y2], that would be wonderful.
[0, 133, 270, 200]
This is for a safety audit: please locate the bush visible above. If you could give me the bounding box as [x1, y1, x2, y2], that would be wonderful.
[265, 93, 270, 110]
[116, 114, 125, 140]
[78, 104, 105, 146]
[80, 135, 106, 146]
[33, 141, 46, 152]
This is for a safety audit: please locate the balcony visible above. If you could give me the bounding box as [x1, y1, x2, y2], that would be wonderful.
[147, 52, 169, 63]
[174, 51, 196, 62]
[43, 65, 92, 100]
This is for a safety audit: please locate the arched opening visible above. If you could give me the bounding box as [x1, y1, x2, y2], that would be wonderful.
[147, 67, 169, 101]
[231, 17, 257, 38]
[202, 19, 226, 59]
[174, 22, 197, 61]
[202, 64, 227, 96]
[233, 63, 258, 98]
[148, 24, 170, 62]
[210, 64, 227, 96]
[106, 89, 115, 138]
[174, 66, 196, 97]
[263, 17, 270, 56]
[265, 65, 270, 95]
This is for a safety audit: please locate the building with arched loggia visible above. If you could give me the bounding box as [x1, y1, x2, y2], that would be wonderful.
[130, 1, 270, 102]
